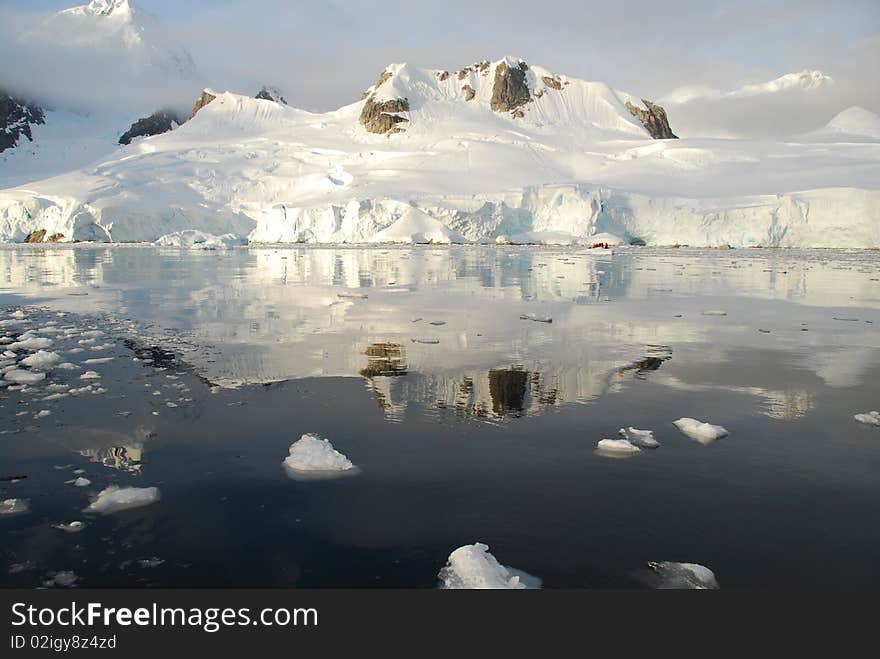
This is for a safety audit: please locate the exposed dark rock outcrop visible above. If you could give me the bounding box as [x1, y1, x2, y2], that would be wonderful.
[24, 229, 46, 243]
[255, 86, 287, 105]
[1, 92, 46, 153]
[360, 96, 410, 135]
[625, 99, 678, 139]
[437, 71, 449, 82]
[118, 109, 182, 145]
[47, 233, 65, 243]
[541, 75, 563, 91]
[187, 91, 216, 121]
[490, 60, 531, 114]
[462, 84, 476, 101]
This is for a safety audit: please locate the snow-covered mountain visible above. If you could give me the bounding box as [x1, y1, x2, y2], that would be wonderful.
[24, 0, 197, 82]
[662, 69, 841, 138]
[0, 0, 199, 186]
[1, 49, 878, 248]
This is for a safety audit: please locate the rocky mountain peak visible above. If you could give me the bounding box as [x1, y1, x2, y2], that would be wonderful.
[84, 0, 131, 16]
[490, 59, 531, 114]
[255, 86, 288, 105]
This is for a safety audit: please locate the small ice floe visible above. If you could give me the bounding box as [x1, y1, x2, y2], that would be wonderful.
[66, 477, 91, 487]
[3, 369, 46, 384]
[83, 486, 160, 514]
[83, 357, 114, 365]
[79, 371, 101, 380]
[647, 561, 719, 589]
[43, 571, 78, 588]
[853, 411, 880, 427]
[42, 393, 68, 401]
[411, 338, 440, 345]
[137, 557, 164, 569]
[20, 350, 60, 371]
[1, 498, 31, 516]
[673, 418, 729, 444]
[34, 410, 52, 419]
[701, 310, 727, 317]
[438, 543, 541, 590]
[520, 313, 553, 323]
[53, 521, 86, 533]
[337, 293, 368, 299]
[596, 438, 641, 457]
[282, 433, 358, 479]
[56, 363, 78, 370]
[619, 427, 659, 448]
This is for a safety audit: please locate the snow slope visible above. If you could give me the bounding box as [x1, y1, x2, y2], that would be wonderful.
[1, 58, 878, 247]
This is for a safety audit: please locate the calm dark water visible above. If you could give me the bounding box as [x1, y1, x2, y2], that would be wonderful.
[0, 245, 878, 588]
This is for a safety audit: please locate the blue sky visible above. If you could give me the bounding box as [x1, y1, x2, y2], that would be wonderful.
[1, 0, 877, 112]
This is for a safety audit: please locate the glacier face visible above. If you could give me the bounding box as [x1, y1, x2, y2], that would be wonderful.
[1, 57, 878, 248]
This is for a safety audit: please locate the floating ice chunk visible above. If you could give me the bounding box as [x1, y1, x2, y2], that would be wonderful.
[21, 350, 61, 371]
[9, 336, 52, 350]
[520, 313, 553, 323]
[66, 477, 91, 487]
[619, 427, 660, 448]
[438, 543, 541, 590]
[411, 338, 440, 344]
[84, 486, 160, 514]
[701, 310, 727, 316]
[648, 561, 719, 589]
[54, 521, 86, 533]
[83, 357, 114, 365]
[1, 498, 30, 516]
[79, 371, 101, 380]
[137, 557, 164, 569]
[283, 433, 357, 478]
[4, 369, 46, 384]
[34, 410, 52, 419]
[674, 418, 729, 444]
[853, 410, 880, 426]
[43, 571, 78, 588]
[596, 438, 641, 456]
[57, 362, 79, 371]
[337, 293, 368, 299]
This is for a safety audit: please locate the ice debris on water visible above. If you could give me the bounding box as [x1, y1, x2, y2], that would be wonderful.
[1, 498, 31, 516]
[20, 350, 60, 371]
[853, 411, 880, 427]
[648, 561, 719, 589]
[66, 477, 91, 487]
[83, 486, 160, 514]
[674, 418, 729, 444]
[4, 369, 46, 384]
[619, 427, 659, 448]
[80, 371, 101, 380]
[43, 571, 79, 588]
[438, 543, 541, 590]
[701, 310, 727, 316]
[283, 434, 357, 477]
[53, 521, 86, 533]
[596, 438, 641, 456]
[520, 312, 553, 323]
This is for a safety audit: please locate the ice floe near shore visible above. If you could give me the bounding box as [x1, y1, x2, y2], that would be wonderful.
[438, 543, 541, 589]
[282, 433, 357, 478]
[853, 411, 880, 426]
[83, 485, 160, 514]
[674, 418, 729, 444]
